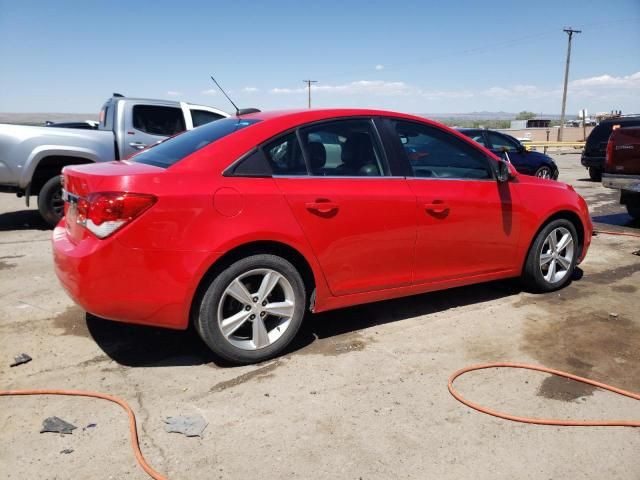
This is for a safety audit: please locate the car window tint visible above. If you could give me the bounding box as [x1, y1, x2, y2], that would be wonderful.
[132, 118, 260, 168]
[299, 119, 387, 176]
[487, 131, 520, 152]
[191, 109, 225, 127]
[264, 132, 307, 175]
[133, 105, 186, 136]
[392, 121, 493, 180]
[462, 131, 488, 148]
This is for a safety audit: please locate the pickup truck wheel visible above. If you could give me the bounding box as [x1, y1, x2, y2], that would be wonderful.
[588, 166, 602, 182]
[521, 219, 578, 293]
[196, 254, 306, 365]
[37, 176, 64, 227]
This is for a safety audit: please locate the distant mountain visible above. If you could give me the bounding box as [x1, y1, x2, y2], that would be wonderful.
[418, 112, 572, 121]
[0, 112, 98, 126]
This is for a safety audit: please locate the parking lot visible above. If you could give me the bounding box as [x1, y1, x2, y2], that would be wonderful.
[1, 152, 639, 479]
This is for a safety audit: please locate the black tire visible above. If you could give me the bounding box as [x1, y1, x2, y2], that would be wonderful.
[627, 200, 640, 220]
[534, 166, 553, 180]
[37, 176, 64, 228]
[196, 254, 306, 365]
[521, 218, 579, 293]
[588, 166, 602, 182]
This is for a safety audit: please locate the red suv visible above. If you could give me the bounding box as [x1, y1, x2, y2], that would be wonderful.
[53, 109, 592, 364]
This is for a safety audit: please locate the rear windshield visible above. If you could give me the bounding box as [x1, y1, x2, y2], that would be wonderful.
[132, 118, 261, 168]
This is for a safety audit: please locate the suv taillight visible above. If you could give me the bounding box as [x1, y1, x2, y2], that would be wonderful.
[77, 192, 156, 238]
[605, 137, 614, 171]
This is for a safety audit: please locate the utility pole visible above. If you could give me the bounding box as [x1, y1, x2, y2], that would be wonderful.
[558, 27, 581, 141]
[303, 80, 317, 109]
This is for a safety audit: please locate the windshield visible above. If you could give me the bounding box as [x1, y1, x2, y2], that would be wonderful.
[132, 118, 261, 168]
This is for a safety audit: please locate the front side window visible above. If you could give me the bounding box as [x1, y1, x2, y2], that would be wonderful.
[132, 118, 260, 168]
[191, 109, 225, 127]
[392, 120, 493, 180]
[299, 119, 387, 176]
[133, 105, 186, 136]
[487, 131, 520, 152]
[264, 132, 307, 175]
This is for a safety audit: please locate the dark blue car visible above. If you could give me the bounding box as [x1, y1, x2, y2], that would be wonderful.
[457, 128, 559, 180]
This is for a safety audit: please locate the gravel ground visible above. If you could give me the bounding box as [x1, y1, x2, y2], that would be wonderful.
[1, 153, 639, 480]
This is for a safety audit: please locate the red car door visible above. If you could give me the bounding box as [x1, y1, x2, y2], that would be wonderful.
[270, 119, 417, 296]
[387, 119, 520, 284]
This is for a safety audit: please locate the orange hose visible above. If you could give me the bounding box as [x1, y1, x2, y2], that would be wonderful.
[0, 389, 167, 480]
[448, 363, 640, 427]
[593, 229, 640, 238]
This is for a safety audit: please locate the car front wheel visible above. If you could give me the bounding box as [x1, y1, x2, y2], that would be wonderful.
[196, 254, 306, 364]
[522, 219, 578, 292]
[534, 166, 553, 179]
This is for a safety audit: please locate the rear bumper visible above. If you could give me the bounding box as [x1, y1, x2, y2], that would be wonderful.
[52, 224, 218, 329]
[580, 155, 604, 168]
[602, 173, 640, 193]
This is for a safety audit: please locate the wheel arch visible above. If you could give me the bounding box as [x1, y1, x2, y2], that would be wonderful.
[188, 240, 319, 328]
[523, 209, 585, 271]
[30, 155, 94, 195]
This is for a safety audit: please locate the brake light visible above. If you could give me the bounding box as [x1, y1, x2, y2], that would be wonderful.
[605, 137, 614, 171]
[76, 192, 156, 238]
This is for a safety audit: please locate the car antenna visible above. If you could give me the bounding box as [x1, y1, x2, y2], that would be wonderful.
[209, 76, 260, 117]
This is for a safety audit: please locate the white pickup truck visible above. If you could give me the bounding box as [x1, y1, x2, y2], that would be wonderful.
[0, 95, 228, 225]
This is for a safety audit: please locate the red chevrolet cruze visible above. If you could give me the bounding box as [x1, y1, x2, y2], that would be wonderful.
[53, 109, 592, 364]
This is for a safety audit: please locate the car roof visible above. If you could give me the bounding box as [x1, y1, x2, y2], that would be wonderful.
[239, 108, 431, 123]
[599, 116, 640, 125]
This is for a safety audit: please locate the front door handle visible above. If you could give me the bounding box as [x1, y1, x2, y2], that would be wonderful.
[305, 200, 339, 215]
[129, 142, 147, 150]
[424, 201, 450, 216]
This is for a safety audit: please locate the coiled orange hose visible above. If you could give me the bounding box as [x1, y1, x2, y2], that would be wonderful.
[448, 363, 640, 427]
[0, 389, 167, 480]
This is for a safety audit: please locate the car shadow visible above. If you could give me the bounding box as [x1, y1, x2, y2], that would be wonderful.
[592, 213, 640, 230]
[0, 209, 50, 231]
[576, 178, 598, 183]
[87, 278, 530, 369]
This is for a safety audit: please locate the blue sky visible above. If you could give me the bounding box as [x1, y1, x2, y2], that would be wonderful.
[1, 0, 638, 115]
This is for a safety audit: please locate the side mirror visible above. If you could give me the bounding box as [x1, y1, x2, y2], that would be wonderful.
[496, 160, 511, 183]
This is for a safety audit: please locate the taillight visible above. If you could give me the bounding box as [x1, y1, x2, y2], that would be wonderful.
[605, 137, 614, 171]
[76, 192, 156, 239]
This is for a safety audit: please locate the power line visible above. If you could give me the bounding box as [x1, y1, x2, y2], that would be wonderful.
[558, 27, 581, 141]
[303, 80, 318, 109]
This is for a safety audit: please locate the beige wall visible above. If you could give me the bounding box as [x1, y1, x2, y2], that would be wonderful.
[497, 126, 594, 142]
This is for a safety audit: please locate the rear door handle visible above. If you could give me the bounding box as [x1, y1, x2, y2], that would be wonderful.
[129, 142, 147, 150]
[424, 201, 450, 215]
[305, 200, 339, 214]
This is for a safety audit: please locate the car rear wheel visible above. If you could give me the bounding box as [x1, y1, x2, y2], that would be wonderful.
[588, 166, 602, 182]
[196, 254, 306, 364]
[37, 176, 64, 228]
[521, 219, 578, 292]
[534, 166, 553, 179]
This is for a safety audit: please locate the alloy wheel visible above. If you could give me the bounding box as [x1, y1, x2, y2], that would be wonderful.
[536, 167, 552, 179]
[539, 226, 574, 283]
[217, 268, 295, 350]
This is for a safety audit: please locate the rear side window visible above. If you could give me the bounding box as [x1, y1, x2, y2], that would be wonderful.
[392, 120, 493, 180]
[299, 119, 388, 176]
[133, 105, 186, 136]
[264, 132, 307, 175]
[132, 118, 260, 168]
[191, 109, 225, 127]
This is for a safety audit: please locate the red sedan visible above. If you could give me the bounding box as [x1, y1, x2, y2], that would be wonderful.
[53, 109, 592, 364]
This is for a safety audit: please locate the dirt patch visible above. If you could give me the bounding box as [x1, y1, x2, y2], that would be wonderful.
[298, 331, 368, 357]
[522, 311, 640, 400]
[612, 284, 637, 293]
[0, 260, 16, 271]
[52, 306, 90, 337]
[210, 360, 282, 393]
